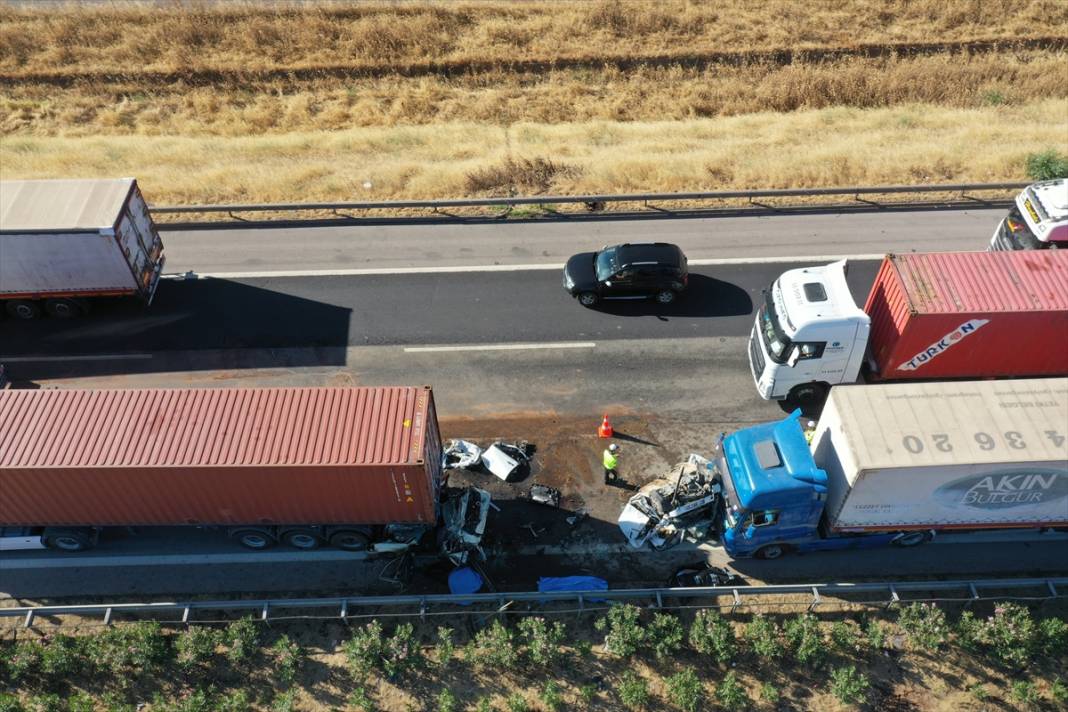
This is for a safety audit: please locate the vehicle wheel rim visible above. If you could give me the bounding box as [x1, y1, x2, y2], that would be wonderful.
[14, 305, 34, 319]
[335, 536, 368, 551]
[288, 534, 318, 549]
[579, 294, 596, 306]
[657, 291, 674, 303]
[52, 302, 73, 317]
[898, 532, 925, 546]
[53, 537, 84, 551]
[241, 535, 269, 549]
[762, 546, 782, 559]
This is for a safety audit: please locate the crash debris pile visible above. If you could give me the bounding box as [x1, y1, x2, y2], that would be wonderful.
[618, 454, 721, 550]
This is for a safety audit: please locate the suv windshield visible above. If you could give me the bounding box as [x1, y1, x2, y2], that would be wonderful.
[595, 247, 620, 281]
[759, 289, 793, 363]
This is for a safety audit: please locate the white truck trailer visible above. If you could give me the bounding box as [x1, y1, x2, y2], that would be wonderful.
[0, 178, 165, 319]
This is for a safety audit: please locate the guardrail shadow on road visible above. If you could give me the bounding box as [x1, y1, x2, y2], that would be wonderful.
[0, 278, 352, 381]
[592, 275, 753, 319]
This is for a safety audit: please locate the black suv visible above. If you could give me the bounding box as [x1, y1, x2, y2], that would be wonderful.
[563, 242, 688, 307]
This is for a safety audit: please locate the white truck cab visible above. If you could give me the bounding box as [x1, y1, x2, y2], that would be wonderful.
[990, 178, 1068, 251]
[748, 260, 868, 407]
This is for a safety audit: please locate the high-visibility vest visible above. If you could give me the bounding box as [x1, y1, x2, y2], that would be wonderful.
[603, 450, 618, 470]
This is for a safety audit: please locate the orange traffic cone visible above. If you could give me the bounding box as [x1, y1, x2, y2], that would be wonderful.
[598, 414, 614, 438]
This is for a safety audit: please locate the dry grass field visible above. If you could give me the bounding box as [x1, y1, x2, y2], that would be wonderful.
[1, 0, 1066, 204]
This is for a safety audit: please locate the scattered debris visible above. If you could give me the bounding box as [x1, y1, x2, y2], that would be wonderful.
[481, 440, 534, 481]
[668, 562, 748, 588]
[443, 439, 482, 470]
[528, 483, 561, 508]
[566, 508, 589, 527]
[618, 454, 721, 550]
[522, 523, 546, 539]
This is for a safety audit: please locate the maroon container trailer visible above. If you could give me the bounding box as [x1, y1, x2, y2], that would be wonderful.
[0, 386, 442, 527]
[863, 251, 1068, 379]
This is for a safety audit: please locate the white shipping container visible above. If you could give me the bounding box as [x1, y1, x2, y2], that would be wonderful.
[811, 378, 1068, 531]
[0, 178, 164, 302]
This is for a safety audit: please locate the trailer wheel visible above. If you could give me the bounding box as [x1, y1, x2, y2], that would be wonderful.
[892, 531, 932, 548]
[5, 300, 41, 320]
[44, 298, 84, 319]
[281, 528, 323, 550]
[755, 543, 787, 560]
[41, 527, 94, 552]
[329, 530, 372, 552]
[231, 529, 275, 550]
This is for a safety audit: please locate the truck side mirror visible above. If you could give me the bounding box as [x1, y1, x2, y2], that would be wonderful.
[745, 524, 756, 539]
[787, 349, 801, 367]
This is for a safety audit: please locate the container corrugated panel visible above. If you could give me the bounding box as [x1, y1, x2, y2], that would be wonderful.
[812, 378, 1068, 531]
[0, 387, 441, 527]
[864, 251, 1068, 379]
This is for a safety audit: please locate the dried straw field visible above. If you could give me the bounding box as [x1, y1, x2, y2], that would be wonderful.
[1, 0, 1067, 204]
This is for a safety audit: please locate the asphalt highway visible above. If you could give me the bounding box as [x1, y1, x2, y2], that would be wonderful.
[0, 262, 880, 359]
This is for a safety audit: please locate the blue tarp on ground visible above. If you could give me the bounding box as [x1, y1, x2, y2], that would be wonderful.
[448, 567, 483, 604]
[537, 575, 608, 602]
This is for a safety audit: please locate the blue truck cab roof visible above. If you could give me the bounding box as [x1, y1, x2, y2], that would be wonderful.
[722, 411, 827, 512]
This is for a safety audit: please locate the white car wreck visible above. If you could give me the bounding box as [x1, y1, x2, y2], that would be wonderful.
[618, 455, 721, 550]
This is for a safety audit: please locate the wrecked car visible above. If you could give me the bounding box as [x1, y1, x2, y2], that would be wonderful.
[438, 487, 493, 565]
[618, 454, 721, 550]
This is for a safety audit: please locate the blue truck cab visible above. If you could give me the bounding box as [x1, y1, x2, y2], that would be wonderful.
[716, 411, 898, 559]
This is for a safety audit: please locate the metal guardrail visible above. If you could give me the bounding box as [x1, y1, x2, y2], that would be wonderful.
[150, 182, 1027, 216]
[4, 577, 1063, 628]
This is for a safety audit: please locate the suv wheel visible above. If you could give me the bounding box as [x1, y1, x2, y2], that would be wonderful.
[655, 289, 676, 304]
[578, 292, 599, 307]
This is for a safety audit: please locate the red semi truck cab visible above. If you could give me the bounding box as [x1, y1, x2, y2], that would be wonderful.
[749, 251, 1068, 409]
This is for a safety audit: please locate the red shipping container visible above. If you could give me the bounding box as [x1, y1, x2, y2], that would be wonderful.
[0, 386, 443, 527]
[864, 251, 1068, 380]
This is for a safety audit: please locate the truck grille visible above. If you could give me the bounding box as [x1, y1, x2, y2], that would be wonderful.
[749, 328, 765, 375]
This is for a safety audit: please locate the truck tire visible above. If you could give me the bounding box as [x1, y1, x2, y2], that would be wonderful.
[892, 531, 932, 548]
[328, 529, 372, 552]
[44, 298, 85, 319]
[787, 382, 829, 416]
[41, 527, 94, 552]
[755, 543, 787, 560]
[280, 528, 323, 550]
[5, 300, 41, 320]
[230, 528, 276, 550]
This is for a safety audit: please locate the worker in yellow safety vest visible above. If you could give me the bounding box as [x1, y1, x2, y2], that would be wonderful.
[603, 443, 620, 485]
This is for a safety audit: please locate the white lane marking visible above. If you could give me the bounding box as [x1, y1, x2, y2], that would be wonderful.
[404, 341, 596, 353]
[163, 254, 885, 280]
[0, 354, 153, 363]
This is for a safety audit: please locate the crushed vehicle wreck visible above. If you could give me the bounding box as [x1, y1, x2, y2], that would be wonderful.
[618, 454, 721, 550]
[443, 439, 534, 482]
[438, 487, 493, 566]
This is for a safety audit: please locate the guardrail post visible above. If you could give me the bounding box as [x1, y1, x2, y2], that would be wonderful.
[808, 587, 821, 612]
[655, 591, 663, 609]
[340, 600, 349, 624]
[731, 589, 742, 614]
[23, 610, 34, 629]
[260, 603, 270, 625]
[103, 607, 113, 626]
[419, 598, 427, 623]
[578, 593, 585, 614]
[182, 606, 191, 625]
[885, 586, 900, 610]
[965, 583, 980, 609]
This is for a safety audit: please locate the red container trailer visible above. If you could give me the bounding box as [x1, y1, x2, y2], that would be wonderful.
[749, 250, 1068, 409]
[0, 386, 490, 556]
[864, 251, 1068, 379]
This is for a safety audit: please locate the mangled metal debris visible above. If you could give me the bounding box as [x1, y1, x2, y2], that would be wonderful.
[618, 454, 721, 550]
[443, 439, 482, 470]
[528, 483, 561, 508]
[439, 487, 492, 565]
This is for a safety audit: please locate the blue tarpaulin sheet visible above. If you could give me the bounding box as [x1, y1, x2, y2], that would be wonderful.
[537, 576, 608, 601]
